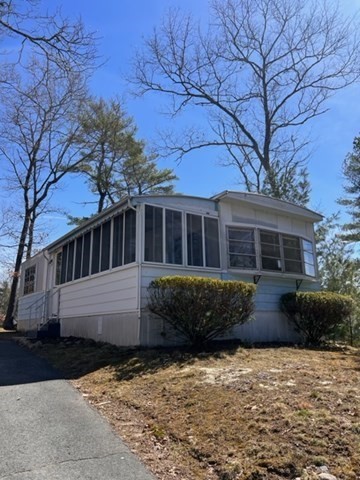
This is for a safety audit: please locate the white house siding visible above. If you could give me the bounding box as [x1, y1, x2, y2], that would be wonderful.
[223, 274, 319, 342]
[58, 265, 138, 317]
[17, 291, 47, 332]
[60, 312, 140, 346]
[56, 265, 140, 345]
[139, 265, 222, 346]
[139, 266, 320, 346]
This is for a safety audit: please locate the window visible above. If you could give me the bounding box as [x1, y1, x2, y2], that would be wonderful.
[145, 205, 163, 262]
[165, 209, 182, 264]
[260, 231, 282, 271]
[124, 209, 136, 264]
[60, 244, 68, 284]
[204, 217, 220, 268]
[187, 214, 204, 267]
[74, 236, 83, 280]
[303, 239, 315, 276]
[112, 213, 123, 268]
[66, 240, 75, 282]
[82, 231, 91, 277]
[100, 220, 111, 272]
[228, 228, 256, 269]
[55, 252, 62, 285]
[91, 226, 101, 274]
[143, 205, 218, 268]
[227, 227, 316, 277]
[23, 265, 36, 295]
[283, 235, 302, 274]
[54, 207, 138, 285]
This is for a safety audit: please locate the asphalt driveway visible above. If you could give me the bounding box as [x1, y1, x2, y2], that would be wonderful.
[0, 338, 156, 480]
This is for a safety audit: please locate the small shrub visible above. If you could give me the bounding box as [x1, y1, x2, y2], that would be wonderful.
[281, 291, 355, 345]
[148, 276, 256, 347]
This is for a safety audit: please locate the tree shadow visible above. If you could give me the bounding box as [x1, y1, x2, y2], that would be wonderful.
[22, 336, 244, 381]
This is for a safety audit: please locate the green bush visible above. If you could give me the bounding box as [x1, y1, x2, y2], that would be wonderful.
[148, 276, 256, 347]
[281, 291, 355, 345]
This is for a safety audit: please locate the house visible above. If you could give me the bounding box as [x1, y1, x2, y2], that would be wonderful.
[16, 191, 322, 345]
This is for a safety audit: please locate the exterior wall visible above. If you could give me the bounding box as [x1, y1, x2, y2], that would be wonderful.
[58, 265, 139, 318]
[139, 267, 319, 346]
[60, 312, 140, 346]
[54, 265, 140, 344]
[139, 265, 222, 346]
[16, 291, 47, 332]
[18, 251, 49, 295]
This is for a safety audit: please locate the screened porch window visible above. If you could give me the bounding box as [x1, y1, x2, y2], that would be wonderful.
[144, 205, 183, 265]
[56, 207, 137, 284]
[144, 205, 219, 268]
[186, 213, 220, 268]
[187, 214, 203, 267]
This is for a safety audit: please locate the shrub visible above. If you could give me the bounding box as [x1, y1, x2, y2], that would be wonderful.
[281, 291, 355, 345]
[148, 276, 256, 347]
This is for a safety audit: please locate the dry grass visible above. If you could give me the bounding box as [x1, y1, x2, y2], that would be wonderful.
[17, 337, 360, 480]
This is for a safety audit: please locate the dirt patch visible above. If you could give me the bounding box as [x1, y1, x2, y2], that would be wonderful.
[20, 338, 360, 479]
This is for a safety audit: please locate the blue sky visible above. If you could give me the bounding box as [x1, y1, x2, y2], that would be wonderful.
[44, 0, 360, 239]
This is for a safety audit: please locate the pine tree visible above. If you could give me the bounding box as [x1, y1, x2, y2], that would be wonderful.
[339, 136, 360, 243]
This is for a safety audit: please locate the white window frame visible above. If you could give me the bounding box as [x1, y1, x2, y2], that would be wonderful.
[227, 225, 316, 278]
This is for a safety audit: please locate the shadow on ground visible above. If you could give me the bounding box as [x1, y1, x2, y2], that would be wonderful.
[12, 334, 360, 382]
[0, 331, 63, 386]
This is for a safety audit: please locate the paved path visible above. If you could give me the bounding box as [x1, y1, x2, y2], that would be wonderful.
[0, 338, 156, 480]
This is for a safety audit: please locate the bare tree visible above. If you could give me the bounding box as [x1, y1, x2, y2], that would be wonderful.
[0, 0, 96, 74]
[0, 57, 92, 329]
[132, 0, 360, 204]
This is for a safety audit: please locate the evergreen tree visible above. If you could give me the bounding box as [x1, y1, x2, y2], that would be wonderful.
[339, 136, 360, 243]
[315, 214, 360, 344]
[74, 97, 177, 213]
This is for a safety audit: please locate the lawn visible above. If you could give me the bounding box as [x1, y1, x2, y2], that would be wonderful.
[18, 337, 360, 479]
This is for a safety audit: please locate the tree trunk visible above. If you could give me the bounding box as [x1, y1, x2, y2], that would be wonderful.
[3, 214, 30, 329]
[26, 212, 35, 260]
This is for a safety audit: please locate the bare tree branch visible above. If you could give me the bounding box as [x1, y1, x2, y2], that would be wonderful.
[132, 0, 360, 203]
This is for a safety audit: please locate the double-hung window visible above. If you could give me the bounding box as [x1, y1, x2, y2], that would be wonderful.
[228, 228, 256, 268]
[23, 265, 36, 295]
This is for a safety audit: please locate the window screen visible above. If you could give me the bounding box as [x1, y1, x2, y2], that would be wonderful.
[165, 209, 182, 264]
[91, 226, 101, 274]
[100, 220, 111, 272]
[145, 205, 163, 262]
[204, 217, 220, 268]
[112, 213, 124, 268]
[124, 209, 136, 264]
[187, 214, 203, 266]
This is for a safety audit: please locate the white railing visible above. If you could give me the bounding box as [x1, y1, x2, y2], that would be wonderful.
[26, 289, 60, 334]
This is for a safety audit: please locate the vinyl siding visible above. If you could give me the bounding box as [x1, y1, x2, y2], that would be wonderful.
[140, 265, 222, 308]
[17, 291, 47, 332]
[59, 265, 139, 318]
